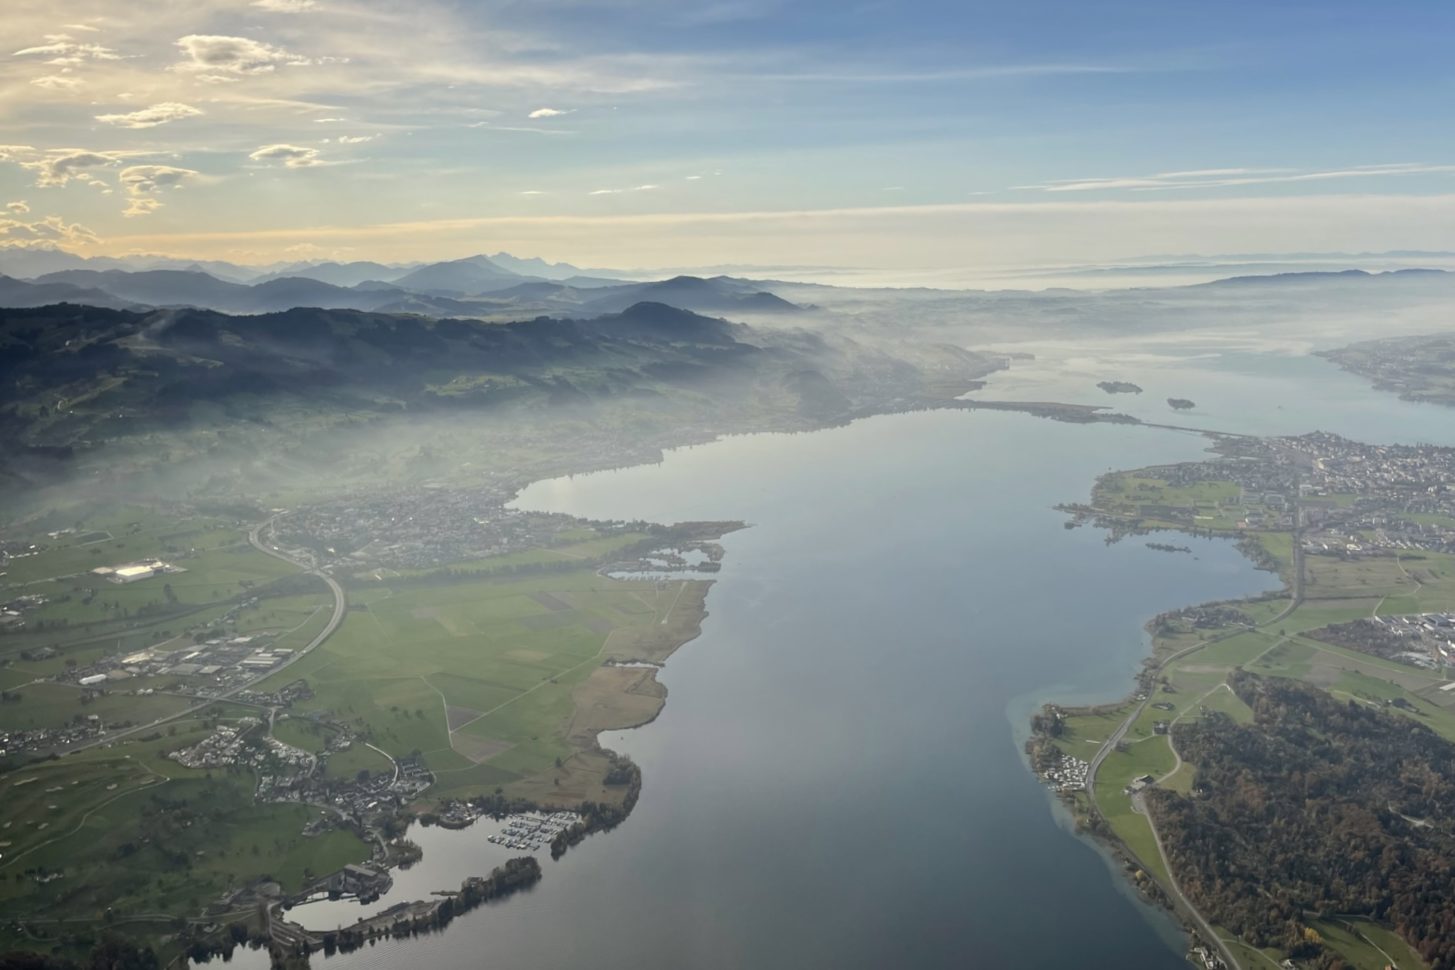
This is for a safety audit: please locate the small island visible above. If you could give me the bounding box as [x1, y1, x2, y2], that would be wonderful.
[1166, 397, 1196, 410]
[1097, 381, 1143, 395]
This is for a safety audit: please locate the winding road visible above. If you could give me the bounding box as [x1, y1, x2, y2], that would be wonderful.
[1082, 502, 1305, 970]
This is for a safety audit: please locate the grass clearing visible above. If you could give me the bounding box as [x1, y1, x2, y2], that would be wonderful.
[253, 568, 707, 801]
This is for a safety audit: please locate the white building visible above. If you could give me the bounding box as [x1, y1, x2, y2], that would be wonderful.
[111, 565, 155, 583]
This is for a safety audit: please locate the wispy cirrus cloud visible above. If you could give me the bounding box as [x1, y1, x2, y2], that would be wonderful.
[588, 184, 659, 195]
[1021, 163, 1455, 193]
[528, 107, 571, 119]
[13, 34, 120, 64]
[742, 62, 1133, 84]
[95, 102, 203, 129]
[468, 121, 575, 135]
[30, 74, 84, 91]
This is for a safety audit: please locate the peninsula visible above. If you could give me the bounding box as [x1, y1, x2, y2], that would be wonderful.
[1033, 427, 1455, 970]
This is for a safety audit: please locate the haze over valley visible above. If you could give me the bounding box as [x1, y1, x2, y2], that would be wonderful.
[5, 2, 1455, 970]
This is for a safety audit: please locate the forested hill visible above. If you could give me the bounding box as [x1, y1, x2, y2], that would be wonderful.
[1147, 670, 1455, 970]
[0, 302, 1001, 511]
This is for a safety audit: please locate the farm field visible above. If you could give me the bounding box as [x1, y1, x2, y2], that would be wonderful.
[254, 564, 710, 803]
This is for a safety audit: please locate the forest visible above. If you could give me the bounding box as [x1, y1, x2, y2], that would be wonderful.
[1147, 670, 1455, 969]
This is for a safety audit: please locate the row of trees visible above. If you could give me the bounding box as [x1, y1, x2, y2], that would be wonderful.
[315, 857, 543, 957]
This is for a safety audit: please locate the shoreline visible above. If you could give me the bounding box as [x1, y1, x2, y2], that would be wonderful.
[252, 404, 1243, 969]
[238, 544, 731, 967]
[1025, 438, 1302, 970]
[108, 399, 1243, 968]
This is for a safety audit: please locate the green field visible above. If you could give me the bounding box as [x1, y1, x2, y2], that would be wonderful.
[1313, 918, 1431, 970]
[253, 562, 702, 801]
[0, 724, 372, 946]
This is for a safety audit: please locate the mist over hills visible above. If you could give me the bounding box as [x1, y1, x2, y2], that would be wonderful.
[1199, 267, 1450, 287]
[0, 299, 996, 508]
[4, 246, 1454, 323]
[0, 248, 628, 287]
[0, 249, 808, 320]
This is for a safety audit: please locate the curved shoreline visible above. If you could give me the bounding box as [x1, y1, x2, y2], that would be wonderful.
[1028, 451, 1306, 970]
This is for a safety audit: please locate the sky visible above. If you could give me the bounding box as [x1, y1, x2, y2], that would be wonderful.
[3, 0, 1455, 273]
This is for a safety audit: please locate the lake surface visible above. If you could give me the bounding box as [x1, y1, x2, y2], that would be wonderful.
[227, 351, 1453, 970]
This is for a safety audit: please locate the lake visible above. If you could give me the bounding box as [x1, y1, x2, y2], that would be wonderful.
[226, 349, 1453, 970]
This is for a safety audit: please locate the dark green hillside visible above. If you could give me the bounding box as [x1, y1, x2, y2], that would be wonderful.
[0, 301, 1000, 511]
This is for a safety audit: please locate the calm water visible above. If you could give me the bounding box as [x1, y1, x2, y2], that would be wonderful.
[221, 352, 1455, 970]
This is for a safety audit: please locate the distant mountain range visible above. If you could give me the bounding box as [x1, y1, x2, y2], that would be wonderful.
[2, 248, 1450, 322]
[0, 248, 807, 320]
[1199, 268, 1452, 287]
[0, 248, 632, 287]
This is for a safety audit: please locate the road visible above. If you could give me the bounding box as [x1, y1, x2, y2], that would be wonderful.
[58, 515, 346, 755]
[1082, 502, 1304, 970]
[246, 515, 348, 654]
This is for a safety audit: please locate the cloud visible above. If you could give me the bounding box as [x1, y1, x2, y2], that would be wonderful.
[118, 164, 199, 217]
[95, 102, 203, 129]
[0, 213, 99, 248]
[20, 150, 120, 187]
[335, 134, 376, 144]
[122, 197, 162, 217]
[253, 0, 317, 10]
[520, 190, 545, 196]
[13, 36, 120, 64]
[249, 144, 322, 167]
[174, 35, 309, 75]
[120, 165, 196, 194]
[30, 74, 84, 91]
[528, 107, 571, 119]
[6, 201, 29, 214]
[94, 192, 1455, 274]
[467, 122, 574, 135]
[1021, 163, 1455, 193]
[741, 63, 1132, 85]
[588, 184, 658, 195]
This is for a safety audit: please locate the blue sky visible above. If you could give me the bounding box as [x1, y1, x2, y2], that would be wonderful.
[2, 0, 1454, 271]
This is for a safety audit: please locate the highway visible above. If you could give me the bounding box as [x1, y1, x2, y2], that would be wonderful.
[246, 514, 348, 656]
